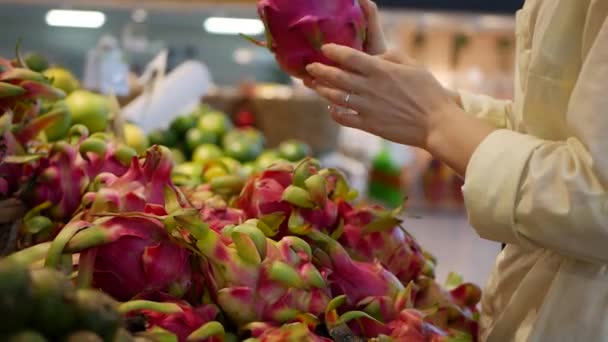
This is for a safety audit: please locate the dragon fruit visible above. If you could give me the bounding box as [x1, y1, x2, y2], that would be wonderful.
[250, 0, 367, 77]
[335, 201, 433, 285]
[197, 196, 246, 232]
[245, 321, 332, 342]
[236, 160, 354, 238]
[195, 221, 330, 326]
[306, 230, 404, 307]
[66, 213, 193, 301]
[82, 145, 189, 216]
[125, 293, 225, 342]
[414, 277, 480, 340]
[19, 140, 89, 222]
[77, 133, 135, 180]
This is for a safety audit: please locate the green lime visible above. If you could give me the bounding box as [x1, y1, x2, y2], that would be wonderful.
[278, 139, 312, 162]
[198, 112, 232, 137]
[65, 90, 109, 133]
[218, 157, 241, 175]
[224, 138, 262, 163]
[186, 128, 218, 152]
[240, 127, 265, 147]
[123, 123, 149, 155]
[192, 144, 223, 165]
[170, 148, 186, 164]
[25, 52, 49, 72]
[43, 67, 80, 94]
[256, 150, 284, 169]
[170, 115, 197, 136]
[148, 129, 178, 148]
[203, 165, 228, 182]
[44, 100, 72, 141]
[241, 162, 258, 177]
[172, 162, 202, 186]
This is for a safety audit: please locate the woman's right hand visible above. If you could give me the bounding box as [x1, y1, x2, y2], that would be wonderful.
[361, 0, 387, 55]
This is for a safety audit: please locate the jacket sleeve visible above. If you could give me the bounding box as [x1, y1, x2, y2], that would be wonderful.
[462, 16, 608, 264]
[458, 91, 515, 130]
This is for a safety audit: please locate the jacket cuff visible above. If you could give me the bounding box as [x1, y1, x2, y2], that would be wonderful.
[462, 129, 544, 243]
[459, 90, 510, 128]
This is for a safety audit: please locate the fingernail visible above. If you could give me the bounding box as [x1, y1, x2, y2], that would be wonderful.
[306, 64, 318, 74]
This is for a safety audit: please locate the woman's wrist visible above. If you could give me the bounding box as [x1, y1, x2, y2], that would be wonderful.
[426, 104, 495, 176]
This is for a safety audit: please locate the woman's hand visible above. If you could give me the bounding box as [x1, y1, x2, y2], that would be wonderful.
[306, 44, 496, 176]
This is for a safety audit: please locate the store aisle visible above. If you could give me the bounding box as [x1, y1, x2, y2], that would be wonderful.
[403, 213, 501, 287]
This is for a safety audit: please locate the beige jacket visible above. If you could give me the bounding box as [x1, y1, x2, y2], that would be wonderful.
[459, 0, 608, 341]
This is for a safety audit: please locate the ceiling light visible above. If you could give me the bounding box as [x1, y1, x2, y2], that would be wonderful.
[204, 17, 264, 36]
[46, 9, 106, 29]
[132, 9, 148, 23]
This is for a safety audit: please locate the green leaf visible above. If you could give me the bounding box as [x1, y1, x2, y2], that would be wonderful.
[445, 272, 464, 290]
[3, 154, 44, 164]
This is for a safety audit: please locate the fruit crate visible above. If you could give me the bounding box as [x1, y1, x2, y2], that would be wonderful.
[204, 86, 341, 156]
[0, 198, 26, 256]
[251, 93, 340, 156]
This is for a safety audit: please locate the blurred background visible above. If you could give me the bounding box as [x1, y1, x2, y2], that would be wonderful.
[0, 0, 524, 286]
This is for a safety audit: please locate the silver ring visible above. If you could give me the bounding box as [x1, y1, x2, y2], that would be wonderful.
[344, 92, 352, 106]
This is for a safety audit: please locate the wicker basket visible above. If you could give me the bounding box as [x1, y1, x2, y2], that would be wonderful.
[0, 198, 26, 256]
[251, 93, 340, 156]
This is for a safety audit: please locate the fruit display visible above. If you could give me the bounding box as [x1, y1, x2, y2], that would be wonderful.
[147, 106, 313, 189]
[0, 47, 481, 342]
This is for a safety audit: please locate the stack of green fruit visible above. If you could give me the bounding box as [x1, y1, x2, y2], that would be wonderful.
[147, 105, 312, 187]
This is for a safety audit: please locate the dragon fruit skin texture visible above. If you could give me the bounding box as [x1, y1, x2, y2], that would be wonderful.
[246, 322, 332, 342]
[256, 0, 367, 77]
[236, 165, 339, 238]
[134, 293, 223, 342]
[307, 230, 404, 307]
[83, 145, 189, 216]
[337, 201, 429, 285]
[196, 221, 331, 327]
[75, 215, 192, 301]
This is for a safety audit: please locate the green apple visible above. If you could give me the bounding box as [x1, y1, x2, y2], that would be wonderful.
[65, 90, 109, 133]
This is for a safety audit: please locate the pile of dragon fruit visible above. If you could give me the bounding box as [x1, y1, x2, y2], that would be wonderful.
[0, 50, 480, 342]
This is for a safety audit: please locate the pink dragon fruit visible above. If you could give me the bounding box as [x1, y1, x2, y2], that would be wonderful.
[67, 213, 193, 301]
[236, 160, 348, 238]
[413, 277, 480, 340]
[197, 195, 246, 232]
[245, 321, 332, 342]
[0, 57, 65, 112]
[19, 140, 89, 222]
[306, 230, 404, 307]
[195, 221, 331, 326]
[77, 133, 135, 180]
[82, 145, 189, 216]
[250, 0, 367, 77]
[335, 201, 432, 285]
[127, 293, 225, 342]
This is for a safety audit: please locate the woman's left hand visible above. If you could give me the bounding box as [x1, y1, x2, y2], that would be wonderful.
[306, 44, 496, 176]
